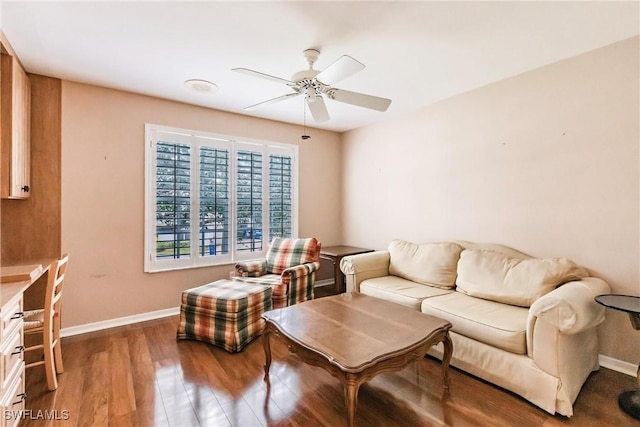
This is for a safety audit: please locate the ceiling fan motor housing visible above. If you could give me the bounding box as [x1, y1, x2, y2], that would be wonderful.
[291, 70, 320, 83]
[292, 49, 324, 99]
[292, 74, 324, 100]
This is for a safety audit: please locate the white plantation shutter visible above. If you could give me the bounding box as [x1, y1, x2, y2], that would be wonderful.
[236, 149, 264, 255]
[144, 124, 298, 272]
[269, 152, 293, 239]
[155, 142, 191, 261]
[199, 146, 230, 257]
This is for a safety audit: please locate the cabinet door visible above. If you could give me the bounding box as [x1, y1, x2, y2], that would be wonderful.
[1, 53, 31, 199]
[0, 293, 24, 427]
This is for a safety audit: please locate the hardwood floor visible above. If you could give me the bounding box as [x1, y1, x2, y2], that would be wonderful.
[21, 316, 638, 427]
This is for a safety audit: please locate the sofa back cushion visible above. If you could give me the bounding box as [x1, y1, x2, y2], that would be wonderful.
[388, 240, 464, 289]
[453, 240, 530, 259]
[266, 237, 321, 275]
[456, 248, 589, 307]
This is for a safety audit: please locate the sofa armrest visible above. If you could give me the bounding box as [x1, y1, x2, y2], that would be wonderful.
[235, 260, 267, 277]
[340, 251, 390, 292]
[526, 277, 611, 388]
[282, 262, 320, 305]
[528, 277, 611, 335]
[282, 261, 320, 279]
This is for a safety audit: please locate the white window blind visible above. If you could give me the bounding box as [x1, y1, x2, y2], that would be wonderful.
[144, 124, 298, 272]
[236, 149, 263, 254]
[269, 153, 293, 239]
[199, 146, 230, 258]
[155, 142, 192, 261]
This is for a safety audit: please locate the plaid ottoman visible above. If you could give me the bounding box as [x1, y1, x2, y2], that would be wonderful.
[176, 279, 272, 352]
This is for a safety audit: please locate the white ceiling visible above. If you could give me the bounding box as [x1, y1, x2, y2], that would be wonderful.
[2, 1, 638, 133]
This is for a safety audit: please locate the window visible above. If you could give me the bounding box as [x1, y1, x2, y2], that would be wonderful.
[145, 124, 298, 272]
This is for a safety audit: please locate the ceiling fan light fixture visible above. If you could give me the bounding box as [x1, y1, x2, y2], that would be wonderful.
[184, 79, 218, 94]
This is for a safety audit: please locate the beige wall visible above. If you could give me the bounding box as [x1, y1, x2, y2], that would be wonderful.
[341, 37, 639, 364]
[61, 83, 342, 327]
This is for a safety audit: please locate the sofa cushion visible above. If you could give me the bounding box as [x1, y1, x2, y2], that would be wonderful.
[233, 274, 287, 297]
[453, 241, 530, 259]
[421, 292, 528, 354]
[360, 276, 452, 311]
[456, 249, 588, 307]
[388, 240, 464, 289]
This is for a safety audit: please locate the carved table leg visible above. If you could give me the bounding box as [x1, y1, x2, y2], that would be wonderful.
[441, 332, 453, 389]
[263, 327, 272, 381]
[344, 373, 361, 427]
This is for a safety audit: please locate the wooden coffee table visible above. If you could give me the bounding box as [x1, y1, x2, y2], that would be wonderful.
[262, 292, 453, 427]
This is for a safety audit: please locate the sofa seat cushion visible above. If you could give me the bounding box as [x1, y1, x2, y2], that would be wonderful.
[421, 292, 528, 354]
[233, 274, 287, 297]
[360, 276, 452, 310]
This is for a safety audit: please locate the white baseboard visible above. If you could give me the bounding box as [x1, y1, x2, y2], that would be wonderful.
[599, 354, 638, 377]
[60, 306, 180, 337]
[59, 307, 638, 379]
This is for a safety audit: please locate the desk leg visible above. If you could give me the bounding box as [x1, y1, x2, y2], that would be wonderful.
[263, 327, 272, 381]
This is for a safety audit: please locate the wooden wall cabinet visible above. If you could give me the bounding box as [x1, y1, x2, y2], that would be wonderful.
[1, 52, 31, 199]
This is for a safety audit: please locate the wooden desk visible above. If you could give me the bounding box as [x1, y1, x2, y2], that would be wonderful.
[320, 246, 373, 295]
[0, 259, 53, 423]
[1, 262, 48, 304]
[1, 259, 53, 307]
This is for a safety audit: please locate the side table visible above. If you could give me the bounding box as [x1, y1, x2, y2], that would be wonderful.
[595, 294, 640, 420]
[319, 246, 373, 295]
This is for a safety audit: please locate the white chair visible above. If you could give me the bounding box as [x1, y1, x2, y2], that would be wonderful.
[23, 254, 69, 391]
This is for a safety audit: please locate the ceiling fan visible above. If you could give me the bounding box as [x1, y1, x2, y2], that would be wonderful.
[232, 49, 392, 123]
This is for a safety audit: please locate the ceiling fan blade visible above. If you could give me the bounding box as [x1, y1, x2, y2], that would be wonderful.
[245, 92, 300, 111]
[307, 96, 330, 123]
[315, 55, 365, 85]
[327, 88, 392, 112]
[232, 68, 294, 86]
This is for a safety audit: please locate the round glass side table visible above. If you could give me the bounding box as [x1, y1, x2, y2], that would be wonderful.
[595, 294, 640, 420]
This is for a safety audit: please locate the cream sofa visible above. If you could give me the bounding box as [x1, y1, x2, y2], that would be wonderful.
[340, 240, 610, 417]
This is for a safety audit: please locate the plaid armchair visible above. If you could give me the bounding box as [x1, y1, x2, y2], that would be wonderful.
[234, 237, 321, 308]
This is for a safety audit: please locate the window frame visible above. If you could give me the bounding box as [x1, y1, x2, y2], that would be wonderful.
[144, 124, 299, 273]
